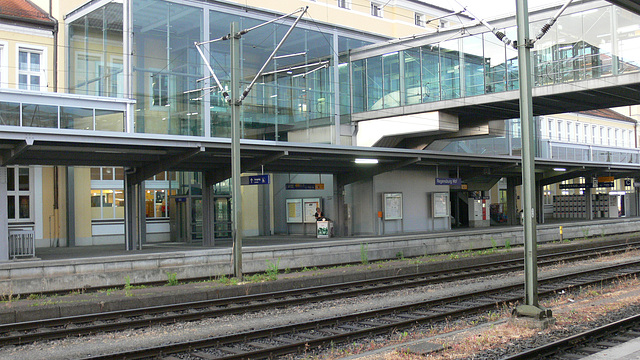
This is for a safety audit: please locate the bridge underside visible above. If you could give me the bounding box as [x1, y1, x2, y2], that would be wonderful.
[355, 73, 640, 149]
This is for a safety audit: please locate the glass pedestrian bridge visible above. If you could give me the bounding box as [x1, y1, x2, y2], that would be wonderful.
[345, 1, 640, 117]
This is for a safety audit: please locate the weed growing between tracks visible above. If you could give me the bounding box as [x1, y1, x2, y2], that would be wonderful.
[303, 276, 640, 360]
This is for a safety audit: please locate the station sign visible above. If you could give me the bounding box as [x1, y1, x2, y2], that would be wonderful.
[241, 174, 270, 185]
[286, 183, 324, 190]
[559, 182, 614, 189]
[436, 178, 462, 186]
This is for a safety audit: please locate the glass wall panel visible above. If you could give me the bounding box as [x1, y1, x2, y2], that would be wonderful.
[615, 7, 640, 74]
[95, 109, 124, 132]
[403, 49, 421, 105]
[421, 44, 441, 102]
[504, 26, 519, 90]
[555, 12, 583, 82]
[484, 33, 506, 93]
[133, 0, 203, 136]
[0, 102, 20, 126]
[366, 55, 383, 110]
[68, 2, 124, 97]
[440, 39, 461, 100]
[61, 107, 93, 130]
[351, 59, 366, 113]
[338, 57, 351, 122]
[582, 6, 612, 78]
[382, 52, 400, 108]
[21, 104, 57, 128]
[462, 35, 485, 96]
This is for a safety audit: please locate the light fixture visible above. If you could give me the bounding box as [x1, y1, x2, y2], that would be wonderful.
[355, 158, 378, 164]
[553, 167, 566, 172]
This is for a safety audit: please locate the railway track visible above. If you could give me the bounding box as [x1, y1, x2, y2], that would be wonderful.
[1, 241, 637, 347]
[503, 313, 640, 359]
[74, 258, 640, 359]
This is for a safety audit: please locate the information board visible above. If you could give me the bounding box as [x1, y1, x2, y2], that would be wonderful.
[286, 198, 302, 223]
[303, 198, 320, 223]
[433, 192, 449, 218]
[383, 193, 403, 220]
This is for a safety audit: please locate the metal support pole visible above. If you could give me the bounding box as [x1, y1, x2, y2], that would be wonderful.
[0, 166, 8, 261]
[230, 22, 243, 279]
[514, 0, 553, 323]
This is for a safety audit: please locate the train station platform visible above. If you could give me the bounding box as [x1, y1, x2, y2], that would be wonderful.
[2, 217, 640, 295]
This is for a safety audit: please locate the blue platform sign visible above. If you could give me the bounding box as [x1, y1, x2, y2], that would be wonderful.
[436, 178, 462, 186]
[241, 174, 270, 185]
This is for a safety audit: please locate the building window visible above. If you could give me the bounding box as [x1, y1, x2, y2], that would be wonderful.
[18, 48, 43, 91]
[415, 13, 425, 27]
[7, 167, 30, 221]
[567, 121, 572, 142]
[557, 120, 563, 141]
[338, 0, 350, 9]
[440, 20, 450, 28]
[151, 73, 169, 107]
[0, 43, 6, 87]
[600, 126, 605, 145]
[608, 127, 613, 146]
[583, 124, 588, 143]
[548, 119, 553, 139]
[371, 2, 383, 17]
[592, 125, 597, 144]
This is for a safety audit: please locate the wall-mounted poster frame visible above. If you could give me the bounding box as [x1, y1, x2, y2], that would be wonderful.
[433, 192, 449, 218]
[383, 192, 403, 220]
[286, 198, 303, 223]
[303, 198, 320, 223]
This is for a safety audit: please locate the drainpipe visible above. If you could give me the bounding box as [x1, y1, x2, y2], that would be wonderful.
[50, 0, 58, 92]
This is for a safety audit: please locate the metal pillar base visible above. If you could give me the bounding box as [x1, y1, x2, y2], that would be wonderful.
[512, 305, 555, 329]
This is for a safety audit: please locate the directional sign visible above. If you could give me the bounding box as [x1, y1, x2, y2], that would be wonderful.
[241, 174, 270, 185]
[286, 183, 324, 190]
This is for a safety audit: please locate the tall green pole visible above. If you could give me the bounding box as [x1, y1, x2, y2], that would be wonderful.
[515, 0, 538, 308]
[514, 0, 552, 324]
[230, 22, 243, 279]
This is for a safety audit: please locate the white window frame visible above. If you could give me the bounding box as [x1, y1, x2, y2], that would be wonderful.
[583, 124, 588, 143]
[370, 2, 383, 17]
[150, 71, 170, 108]
[0, 41, 7, 88]
[7, 166, 33, 222]
[557, 120, 563, 141]
[337, 0, 351, 9]
[17, 44, 47, 92]
[415, 13, 425, 27]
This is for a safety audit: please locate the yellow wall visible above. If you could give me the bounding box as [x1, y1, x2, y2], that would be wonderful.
[74, 167, 93, 240]
[0, 28, 54, 91]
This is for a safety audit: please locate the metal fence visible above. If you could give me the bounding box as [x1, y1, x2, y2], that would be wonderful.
[9, 230, 35, 259]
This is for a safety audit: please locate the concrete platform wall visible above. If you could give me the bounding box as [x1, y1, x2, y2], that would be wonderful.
[1, 218, 639, 295]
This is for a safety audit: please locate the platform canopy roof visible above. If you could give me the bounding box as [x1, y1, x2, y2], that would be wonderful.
[1, 127, 639, 188]
[607, 0, 640, 14]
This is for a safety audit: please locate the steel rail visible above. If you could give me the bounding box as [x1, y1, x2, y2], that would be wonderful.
[73, 259, 640, 359]
[1, 240, 638, 346]
[502, 313, 640, 359]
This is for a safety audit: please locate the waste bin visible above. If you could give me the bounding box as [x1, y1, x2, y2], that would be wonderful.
[316, 220, 333, 238]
